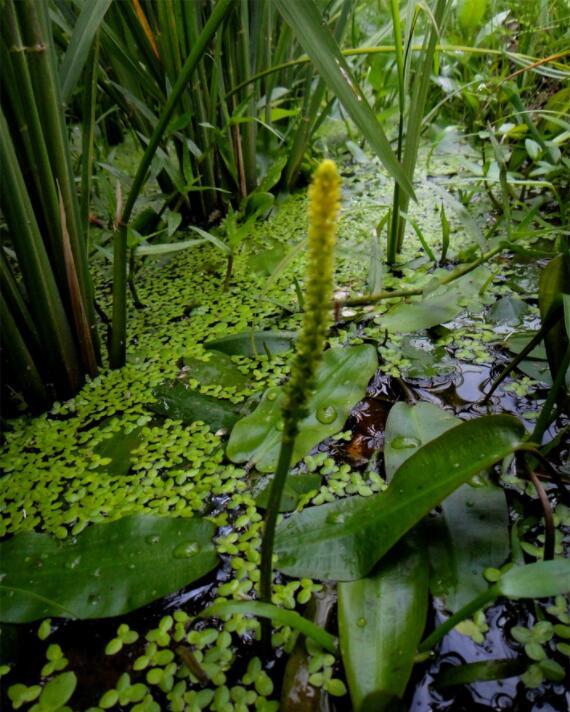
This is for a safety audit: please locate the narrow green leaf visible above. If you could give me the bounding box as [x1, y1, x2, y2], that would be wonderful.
[435, 659, 525, 689]
[338, 534, 429, 711]
[227, 345, 378, 472]
[135, 238, 208, 256]
[201, 600, 337, 653]
[0, 515, 218, 622]
[60, 0, 113, 103]
[274, 416, 525, 581]
[272, 0, 414, 199]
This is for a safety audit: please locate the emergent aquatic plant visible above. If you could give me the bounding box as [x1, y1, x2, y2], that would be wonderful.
[259, 159, 341, 622]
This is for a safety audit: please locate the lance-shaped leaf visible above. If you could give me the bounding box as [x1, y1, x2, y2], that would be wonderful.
[272, 0, 414, 200]
[0, 515, 217, 623]
[227, 345, 378, 472]
[274, 415, 525, 581]
[338, 534, 429, 711]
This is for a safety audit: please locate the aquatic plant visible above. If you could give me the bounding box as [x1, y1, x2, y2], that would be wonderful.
[259, 159, 341, 616]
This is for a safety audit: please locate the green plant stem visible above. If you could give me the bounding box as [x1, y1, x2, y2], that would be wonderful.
[419, 588, 498, 652]
[532, 345, 570, 443]
[340, 243, 503, 308]
[260, 436, 296, 605]
[228, 45, 569, 97]
[523, 461, 555, 561]
[110, 0, 234, 368]
[484, 311, 562, 404]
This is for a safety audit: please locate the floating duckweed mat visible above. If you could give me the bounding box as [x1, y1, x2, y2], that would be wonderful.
[1, 148, 566, 711]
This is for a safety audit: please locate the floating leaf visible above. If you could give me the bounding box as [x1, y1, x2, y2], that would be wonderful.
[428, 482, 510, 611]
[0, 515, 217, 623]
[38, 672, 77, 709]
[382, 268, 490, 333]
[488, 296, 529, 324]
[384, 402, 459, 480]
[150, 383, 242, 431]
[338, 534, 428, 711]
[384, 403, 510, 611]
[204, 330, 296, 356]
[94, 428, 143, 476]
[419, 560, 570, 652]
[181, 352, 248, 389]
[227, 345, 378, 472]
[274, 416, 525, 581]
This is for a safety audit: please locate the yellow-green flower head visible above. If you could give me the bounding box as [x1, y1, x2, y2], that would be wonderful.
[282, 160, 341, 439]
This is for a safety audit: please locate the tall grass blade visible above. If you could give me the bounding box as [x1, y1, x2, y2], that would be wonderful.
[273, 0, 414, 200]
[59, 0, 112, 103]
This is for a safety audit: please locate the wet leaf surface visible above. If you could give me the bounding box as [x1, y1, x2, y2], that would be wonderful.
[274, 416, 525, 580]
[338, 533, 428, 711]
[0, 515, 217, 622]
[227, 345, 378, 472]
[150, 382, 242, 430]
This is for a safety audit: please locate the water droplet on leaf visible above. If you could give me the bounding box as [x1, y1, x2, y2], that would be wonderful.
[173, 541, 200, 559]
[316, 405, 337, 424]
[390, 435, 420, 450]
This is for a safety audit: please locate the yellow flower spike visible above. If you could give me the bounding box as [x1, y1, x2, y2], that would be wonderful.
[282, 159, 341, 439]
[261, 160, 341, 630]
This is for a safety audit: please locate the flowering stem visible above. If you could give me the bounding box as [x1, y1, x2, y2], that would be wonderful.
[259, 160, 341, 647]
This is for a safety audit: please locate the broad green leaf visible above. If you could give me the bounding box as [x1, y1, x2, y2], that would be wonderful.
[254, 474, 322, 512]
[384, 404, 510, 611]
[382, 268, 490, 333]
[60, 0, 113, 103]
[503, 333, 547, 360]
[488, 296, 528, 324]
[181, 352, 248, 389]
[274, 415, 525, 581]
[435, 659, 525, 688]
[150, 383, 242, 431]
[94, 428, 143, 476]
[384, 402, 459, 480]
[0, 515, 217, 623]
[498, 560, 570, 599]
[338, 535, 428, 711]
[428, 482, 510, 611]
[201, 600, 337, 653]
[205, 330, 296, 357]
[272, 0, 414, 200]
[227, 345, 378, 472]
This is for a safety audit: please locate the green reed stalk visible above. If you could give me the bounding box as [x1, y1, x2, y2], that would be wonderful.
[260, 160, 341, 643]
[387, 0, 449, 264]
[110, 0, 234, 368]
